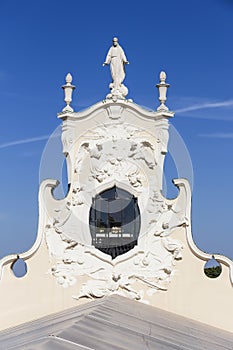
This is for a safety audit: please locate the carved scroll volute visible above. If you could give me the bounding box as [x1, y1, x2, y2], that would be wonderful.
[157, 127, 169, 155]
[61, 120, 75, 153]
[61, 120, 76, 184]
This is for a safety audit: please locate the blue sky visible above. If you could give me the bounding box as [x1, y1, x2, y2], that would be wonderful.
[0, 0, 233, 261]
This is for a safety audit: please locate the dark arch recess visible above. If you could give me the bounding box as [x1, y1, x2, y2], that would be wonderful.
[89, 186, 140, 259]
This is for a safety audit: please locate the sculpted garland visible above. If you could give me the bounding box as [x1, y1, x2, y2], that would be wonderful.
[44, 122, 187, 302]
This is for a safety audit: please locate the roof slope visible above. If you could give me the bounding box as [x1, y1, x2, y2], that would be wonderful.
[1, 295, 232, 349]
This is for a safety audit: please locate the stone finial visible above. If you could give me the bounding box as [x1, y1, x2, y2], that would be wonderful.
[156, 71, 170, 111]
[62, 73, 76, 112]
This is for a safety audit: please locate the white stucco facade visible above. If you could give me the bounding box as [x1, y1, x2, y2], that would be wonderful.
[0, 70, 232, 333]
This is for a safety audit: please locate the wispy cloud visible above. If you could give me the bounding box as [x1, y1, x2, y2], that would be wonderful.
[198, 132, 233, 139]
[0, 134, 60, 150]
[176, 99, 233, 114]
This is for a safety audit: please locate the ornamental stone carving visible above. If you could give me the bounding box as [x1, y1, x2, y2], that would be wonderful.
[103, 37, 129, 101]
[42, 100, 189, 303]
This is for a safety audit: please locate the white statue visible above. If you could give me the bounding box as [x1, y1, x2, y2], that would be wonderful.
[103, 37, 129, 99]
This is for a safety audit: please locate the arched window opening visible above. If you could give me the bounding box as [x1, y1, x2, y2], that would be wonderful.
[89, 186, 140, 259]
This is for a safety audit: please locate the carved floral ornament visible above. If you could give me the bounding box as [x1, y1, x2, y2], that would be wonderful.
[43, 119, 190, 303]
[45, 190, 187, 300]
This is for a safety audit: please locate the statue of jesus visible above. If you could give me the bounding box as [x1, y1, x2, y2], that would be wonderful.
[103, 37, 129, 91]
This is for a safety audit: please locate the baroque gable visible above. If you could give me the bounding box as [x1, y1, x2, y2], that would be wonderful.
[0, 41, 232, 332]
[42, 97, 188, 300]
